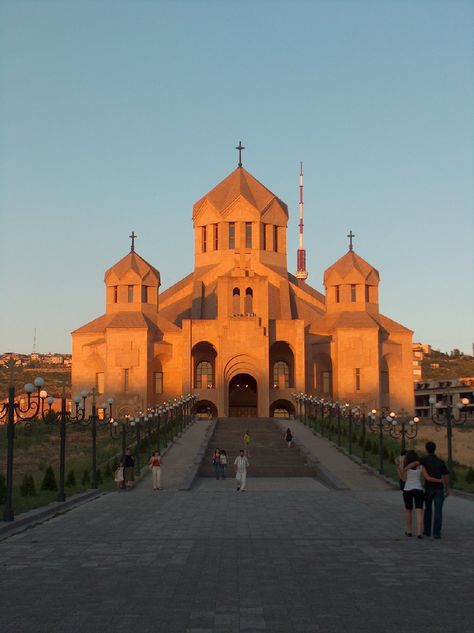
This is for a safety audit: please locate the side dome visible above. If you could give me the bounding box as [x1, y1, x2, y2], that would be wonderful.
[324, 250, 380, 313]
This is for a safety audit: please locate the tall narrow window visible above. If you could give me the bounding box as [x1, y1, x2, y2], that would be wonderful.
[142, 285, 147, 303]
[202, 226, 207, 252]
[214, 224, 218, 250]
[351, 284, 357, 302]
[124, 368, 129, 392]
[322, 371, 331, 395]
[195, 361, 214, 389]
[113, 286, 118, 303]
[96, 372, 104, 395]
[127, 285, 134, 303]
[262, 223, 267, 250]
[232, 287, 240, 314]
[336, 286, 340, 303]
[365, 285, 370, 302]
[244, 287, 253, 314]
[154, 371, 163, 395]
[273, 225, 279, 252]
[273, 361, 289, 389]
[245, 222, 252, 249]
[229, 222, 235, 249]
[355, 368, 361, 391]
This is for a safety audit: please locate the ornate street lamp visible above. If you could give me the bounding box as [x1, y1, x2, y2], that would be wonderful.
[0, 377, 47, 521]
[69, 388, 114, 489]
[368, 409, 395, 475]
[387, 409, 420, 451]
[429, 392, 473, 481]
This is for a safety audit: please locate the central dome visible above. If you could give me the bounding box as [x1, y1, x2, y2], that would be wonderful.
[193, 167, 288, 220]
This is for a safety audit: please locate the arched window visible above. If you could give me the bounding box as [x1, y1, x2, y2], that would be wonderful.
[273, 361, 289, 389]
[232, 287, 240, 315]
[244, 287, 253, 314]
[195, 361, 214, 389]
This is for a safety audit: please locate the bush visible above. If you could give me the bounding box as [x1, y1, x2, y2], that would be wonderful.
[40, 466, 58, 492]
[20, 474, 37, 496]
[466, 467, 474, 484]
[81, 469, 90, 486]
[96, 468, 103, 485]
[0, 473, 6, 505]
[65, 469, 76, 488]
[104, 463, 112, 479]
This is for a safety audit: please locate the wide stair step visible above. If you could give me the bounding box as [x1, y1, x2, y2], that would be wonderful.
[199, 418, 317, 478]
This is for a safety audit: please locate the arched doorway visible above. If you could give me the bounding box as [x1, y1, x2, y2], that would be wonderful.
[194, 400, 218, 419]
[270, 399, 295, 419]
[228, 373, 257, 417]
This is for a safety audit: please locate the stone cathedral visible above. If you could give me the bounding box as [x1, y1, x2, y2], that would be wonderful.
[72, 156, 413, 418]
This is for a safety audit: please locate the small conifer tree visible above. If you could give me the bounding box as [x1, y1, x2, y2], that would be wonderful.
[20, 474, 37, 496]
[104, 463, 112, 479]
[0, 473, 6, 505]
[96, 468, 103, 485]
[81, 469, 90, 486]
[465, 467, 474, 484]
[41, 466, 58, 492]
[65, 469, 76, 488]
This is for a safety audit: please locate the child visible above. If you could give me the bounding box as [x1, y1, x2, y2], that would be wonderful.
[114, 462, 124, 491]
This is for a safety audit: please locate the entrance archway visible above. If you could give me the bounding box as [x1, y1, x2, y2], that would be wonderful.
[228, 373, 257, 417]
[194, 400, 218, 419]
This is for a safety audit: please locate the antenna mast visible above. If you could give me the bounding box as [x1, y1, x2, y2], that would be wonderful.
[295, 161, 308, 280]
[33, 328, 37, 354]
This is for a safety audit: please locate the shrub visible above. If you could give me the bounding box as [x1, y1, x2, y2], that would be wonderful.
[81, 469, 90, 486]
[104, 463, 112, 479]
[40, 466, 58, 492]
[96, 468, 103, 485]
[65, 469, 76, 488]
[20, 474, 37, 497]
[466, 467, 474, 484]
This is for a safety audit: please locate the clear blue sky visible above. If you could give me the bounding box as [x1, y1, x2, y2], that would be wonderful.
[0, 0, 472, 355]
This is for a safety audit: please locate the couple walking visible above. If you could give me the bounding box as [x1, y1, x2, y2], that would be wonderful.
[212, 449, 228, 479]
[397, 441, 450, 539]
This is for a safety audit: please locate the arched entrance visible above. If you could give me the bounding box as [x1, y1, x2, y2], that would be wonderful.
[270, 399, 295, 419]
[194, 400, 218, 419]
[228, 373, 257, 417]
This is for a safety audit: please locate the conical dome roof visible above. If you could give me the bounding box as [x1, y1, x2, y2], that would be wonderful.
[324, 250, 379, 286]
[104, 251, 160, 285]
[193, 167, 288, 220]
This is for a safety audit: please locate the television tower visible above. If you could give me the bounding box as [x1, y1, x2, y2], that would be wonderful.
[295, 161, 308, 280]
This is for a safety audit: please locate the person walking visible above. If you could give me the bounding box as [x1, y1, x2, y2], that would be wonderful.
[234, 449, 249, 491]
[285, 428, 293, 448]
[395, 449, 407, 490]
[400, 450, 425, 538]
[212, 449, 221, 480]
[114, 461, 124, 491]
[124, 448, 135, 490]
[420, 441, 450, 539]
[220, 449, 228, 479]
[149, 451, 162, 490]
[243, 430, 251, 457]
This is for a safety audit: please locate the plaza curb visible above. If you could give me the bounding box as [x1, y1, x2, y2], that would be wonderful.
[179, 420, 217, 490]
[0, 489, 104, 541]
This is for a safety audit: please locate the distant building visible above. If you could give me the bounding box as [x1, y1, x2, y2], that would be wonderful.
[72, 159, 414, 418]
[415, 377, 474, 420]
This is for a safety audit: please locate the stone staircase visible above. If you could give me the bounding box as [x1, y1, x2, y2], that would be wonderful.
[199, 418, 317, 477]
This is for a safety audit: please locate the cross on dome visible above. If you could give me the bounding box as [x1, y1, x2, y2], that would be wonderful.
[347, 230, 355, 252]
[129, 231, 137, 252]
[235, 141, 245, 167]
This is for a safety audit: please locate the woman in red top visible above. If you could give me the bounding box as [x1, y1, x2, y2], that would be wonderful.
[149, 451, 161, 490]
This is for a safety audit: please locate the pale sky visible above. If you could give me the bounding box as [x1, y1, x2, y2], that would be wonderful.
[0, 0, 472, 355]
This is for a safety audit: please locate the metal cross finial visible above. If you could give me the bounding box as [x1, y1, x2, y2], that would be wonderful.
[236, 141, 245, 167]
[129, 231, 137, 252]
[347, 230, 355, 252]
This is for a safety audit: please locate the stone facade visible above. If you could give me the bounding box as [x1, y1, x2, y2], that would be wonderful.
[72, 165, 414, 417]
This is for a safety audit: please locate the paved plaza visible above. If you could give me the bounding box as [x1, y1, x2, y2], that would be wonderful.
[1, 421, 474, 633]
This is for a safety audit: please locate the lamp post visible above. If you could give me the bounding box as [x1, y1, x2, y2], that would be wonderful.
[388, 409, 420, 451]
[0, 377, 47, 521]
[70, 388, 114, 489]
[43, 390, 87, 502]
[351, 406, 367, 463]
[429, 392, 473, 481]
[368, 409, 394, 475]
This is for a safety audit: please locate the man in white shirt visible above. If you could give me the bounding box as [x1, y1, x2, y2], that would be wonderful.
[234, 449, 249, 491]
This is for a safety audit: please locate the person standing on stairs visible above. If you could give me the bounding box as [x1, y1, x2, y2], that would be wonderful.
[234, 449, 249, 491]
[212, 448, 221, 479]
[243, 430, 251, 458]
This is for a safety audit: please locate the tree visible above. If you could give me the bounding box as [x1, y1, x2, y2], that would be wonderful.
[65, 469, 76, 488]
[450, 348, 462, 358]
[20, 474, 37, 496]
[41, 466, 58, 491]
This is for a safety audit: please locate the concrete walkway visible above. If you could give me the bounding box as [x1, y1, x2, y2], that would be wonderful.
[274, 418, 391, 491]
[1, 417, 473, 633]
